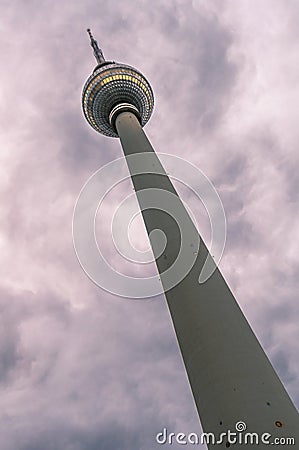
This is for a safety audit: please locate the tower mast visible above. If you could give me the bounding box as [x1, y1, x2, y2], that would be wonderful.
[87, 28, 105, 65]
[81, 30, 299, 448]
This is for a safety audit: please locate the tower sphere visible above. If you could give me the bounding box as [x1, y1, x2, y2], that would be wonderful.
[82, 61, 154, 137]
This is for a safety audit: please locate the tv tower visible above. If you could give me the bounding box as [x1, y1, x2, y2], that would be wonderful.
[82, 30, 299, 448]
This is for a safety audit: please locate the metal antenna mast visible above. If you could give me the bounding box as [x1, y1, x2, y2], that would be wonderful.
[87, 28, 105, 65]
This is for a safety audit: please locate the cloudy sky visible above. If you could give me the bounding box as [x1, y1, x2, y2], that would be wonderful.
[1, 0, 299, 449]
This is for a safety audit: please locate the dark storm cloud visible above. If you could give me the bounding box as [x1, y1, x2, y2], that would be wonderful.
[0, 314, 20, 382]
[0, 289, 198, 450]
[188, 20, 237, 130]
[281, 159, 299, 203]
[56, 108, 118, 174]
[272, 351, 296, 384]
[147, 6, 238, 137]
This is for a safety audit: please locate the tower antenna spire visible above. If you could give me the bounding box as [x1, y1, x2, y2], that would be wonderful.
[87, 28, 105, 65]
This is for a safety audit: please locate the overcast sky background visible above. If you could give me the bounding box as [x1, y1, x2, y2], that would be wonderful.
[0, 1, 299, 449]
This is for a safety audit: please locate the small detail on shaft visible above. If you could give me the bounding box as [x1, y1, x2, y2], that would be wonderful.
[87, 28, 105, 65]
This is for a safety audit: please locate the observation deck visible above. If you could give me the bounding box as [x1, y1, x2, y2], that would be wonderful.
[82, 30, 154, 137]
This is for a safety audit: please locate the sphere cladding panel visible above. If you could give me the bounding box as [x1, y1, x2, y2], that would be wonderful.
[82, 63, 154, 137]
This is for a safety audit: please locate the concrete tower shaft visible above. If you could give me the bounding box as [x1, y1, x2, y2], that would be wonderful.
[114, 111, 299, 448]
